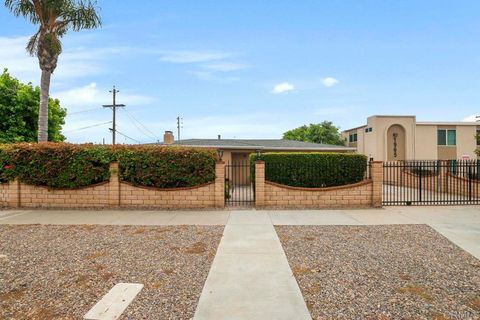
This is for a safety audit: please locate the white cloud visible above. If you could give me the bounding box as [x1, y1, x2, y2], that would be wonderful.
[159, 50, 232, 63]
[462, 114, 479, 122]
[54, 83, 154, 111]
[322, 77, 339, 87]
[272, 82, 295, 94]
[0, 35, 128, 84]
[202, 62, 248, 72]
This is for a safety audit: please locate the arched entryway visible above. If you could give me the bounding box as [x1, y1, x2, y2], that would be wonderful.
[387, 124, 406, 161]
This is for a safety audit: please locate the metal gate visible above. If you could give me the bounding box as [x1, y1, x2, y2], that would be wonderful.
[383, 160, 480, 206]
[225, 161, 255, 207]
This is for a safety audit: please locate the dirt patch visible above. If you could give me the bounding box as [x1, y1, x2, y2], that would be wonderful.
[276, 225, 480, 319]
[0, 224, 223, 319]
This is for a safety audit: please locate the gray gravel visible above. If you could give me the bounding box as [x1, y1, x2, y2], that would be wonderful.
[0, 224, 223, 319]
[275, 225, 480, 320]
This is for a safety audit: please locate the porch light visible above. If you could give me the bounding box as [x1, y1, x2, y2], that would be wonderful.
[217, 149, 224, 161]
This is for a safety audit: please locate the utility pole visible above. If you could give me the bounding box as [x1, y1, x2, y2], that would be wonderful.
[103, 86, 125, 145]
[177, 116, 183, 141]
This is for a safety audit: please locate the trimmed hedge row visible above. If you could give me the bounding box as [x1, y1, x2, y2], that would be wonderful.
[250, 152, 368, 188]
[115, 145, 216, 188]
[0, 143, 217, 189]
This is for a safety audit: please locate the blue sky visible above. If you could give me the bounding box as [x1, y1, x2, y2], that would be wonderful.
[1, 0, 480, 143]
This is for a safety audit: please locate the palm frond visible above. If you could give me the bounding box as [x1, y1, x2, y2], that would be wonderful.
[26, 29, 40, 55]
[4, 0, 40, 23]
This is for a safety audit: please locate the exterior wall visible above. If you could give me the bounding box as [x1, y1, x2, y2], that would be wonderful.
[254, 161, 382, 209]
[0, 162, 224, 209]
[119, 182, 216, 209]
[262, 180, 374, 208]
[0, 183, 8, 207]
[456, 125, 477, 159]
[19, 182, 111, 208]
[415, 125, 437, 160]
[367, 116, 416, 161]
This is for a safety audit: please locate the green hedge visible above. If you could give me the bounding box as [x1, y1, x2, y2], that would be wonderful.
[0, 143, 112, 188]
[0, 143, 217, 189]
[115, 146, 216, 188]
[250, 152, 368, 188]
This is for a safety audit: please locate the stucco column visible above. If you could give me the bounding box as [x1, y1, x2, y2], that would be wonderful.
[438, 160, 448, 194]
[255, 161, 265, 207]
[109, 162, 120, 207]
[215, 161, 225, 208]
[371, 161, 383, 208]
[7, 179, 20, 208]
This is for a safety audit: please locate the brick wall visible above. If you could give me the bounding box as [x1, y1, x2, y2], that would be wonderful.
[255, 161, 382, 209]
[119, 182, 216, 209]
[0, 183, 8, 207]
[0, 162, 224, 209]
[19, 182, 110, 208]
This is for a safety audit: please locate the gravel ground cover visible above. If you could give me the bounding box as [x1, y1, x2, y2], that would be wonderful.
[0, 224, 223, 319]
[276, 225, 480, 320]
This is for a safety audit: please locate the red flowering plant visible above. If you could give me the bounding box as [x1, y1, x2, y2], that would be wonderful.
[0, 145, 14, 183]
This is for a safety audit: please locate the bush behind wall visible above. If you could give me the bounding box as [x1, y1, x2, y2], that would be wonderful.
[115, 145, 216, 188]
[250, 152, 368, 188]
[0, 143, 112, 188]
[0, 143, 217, 189]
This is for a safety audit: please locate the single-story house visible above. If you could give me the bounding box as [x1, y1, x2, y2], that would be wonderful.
[161, 131, 355, 163]
[161, 131, 355, 185]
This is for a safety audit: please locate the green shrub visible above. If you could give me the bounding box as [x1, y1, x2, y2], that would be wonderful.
[250, 152, 368, 188]
[115, 145, 216, 188]
[0, 143, 113, 188]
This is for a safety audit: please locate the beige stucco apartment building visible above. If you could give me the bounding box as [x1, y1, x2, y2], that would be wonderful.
[342, 115, 480, 161]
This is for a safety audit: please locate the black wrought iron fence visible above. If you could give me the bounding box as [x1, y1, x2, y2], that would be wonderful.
[383, 160, 480, 206]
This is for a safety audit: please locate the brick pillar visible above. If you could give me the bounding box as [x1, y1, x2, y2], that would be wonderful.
[255, 161, 265, 207]
[109, 162, 120, 207]
[214, 161, 225, 208]
[371, 161, 383, 208]
[7, 179, 20, 208]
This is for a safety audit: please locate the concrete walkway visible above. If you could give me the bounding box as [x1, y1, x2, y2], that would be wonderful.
[194, 211, 311, 320]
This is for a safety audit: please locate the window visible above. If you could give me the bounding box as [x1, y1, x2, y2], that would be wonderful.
[437, 129, 456, 146]
[477, 129, 480, 146]
[349, 133, 358, 143]
[369, 127, 373, 132]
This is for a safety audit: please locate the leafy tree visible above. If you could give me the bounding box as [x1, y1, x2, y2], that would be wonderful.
[4, 0, 101, 142]
[283, 121, 345, 146]
[0, 69, 66, 143]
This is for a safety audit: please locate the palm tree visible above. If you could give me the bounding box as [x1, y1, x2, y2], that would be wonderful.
[4, 0, 101, 142]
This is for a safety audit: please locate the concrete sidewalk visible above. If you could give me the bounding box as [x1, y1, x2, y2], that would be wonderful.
[193, 212, 311, 320]
[1, 206, 479, 259]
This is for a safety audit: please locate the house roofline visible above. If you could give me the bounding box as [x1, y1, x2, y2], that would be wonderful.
[167, 144, 356, 151]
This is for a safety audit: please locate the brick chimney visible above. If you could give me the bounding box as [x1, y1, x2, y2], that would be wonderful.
[163, 131, 174, 145]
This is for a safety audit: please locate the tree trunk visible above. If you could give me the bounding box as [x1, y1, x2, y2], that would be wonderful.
[38, 69, 51, 142]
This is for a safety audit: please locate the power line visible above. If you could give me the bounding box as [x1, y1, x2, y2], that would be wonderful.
[113, 128, 141, 144]
[64, 121, 112, 133]
[68, 107, 104, 115]
[120, 109, 159, 141]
